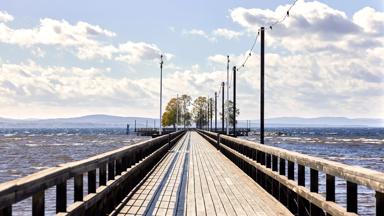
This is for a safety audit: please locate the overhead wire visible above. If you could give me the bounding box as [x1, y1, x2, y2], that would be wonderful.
[235, 0, 299, 71]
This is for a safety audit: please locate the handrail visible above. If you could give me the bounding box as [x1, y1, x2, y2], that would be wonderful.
[196, 129, 384, 216]
[0, 130, 186, 215]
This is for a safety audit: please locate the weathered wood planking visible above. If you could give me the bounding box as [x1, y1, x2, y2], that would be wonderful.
[116, 131, 292, 216]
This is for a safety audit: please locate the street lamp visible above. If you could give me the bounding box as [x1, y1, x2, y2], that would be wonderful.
[159, 55, 163, 135]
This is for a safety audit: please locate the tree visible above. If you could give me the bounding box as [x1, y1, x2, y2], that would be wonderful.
[179, 94, 192, 127]
[162, 95, 192, 128]
[192, 96, 208, 129]
[162, 98, 179, 128]
[220, 100, 240, 126]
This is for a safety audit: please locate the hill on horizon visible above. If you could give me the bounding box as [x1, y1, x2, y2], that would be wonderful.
[0, 114, 382, 128]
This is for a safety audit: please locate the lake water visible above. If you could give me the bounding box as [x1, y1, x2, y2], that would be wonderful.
[0, 127, 382, 215]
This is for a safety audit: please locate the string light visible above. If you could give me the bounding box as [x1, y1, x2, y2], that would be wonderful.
[236, 0, 299, 71]
[268, 0, 298, 30]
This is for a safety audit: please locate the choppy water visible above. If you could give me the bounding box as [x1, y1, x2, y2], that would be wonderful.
[0, 127, 383, 215]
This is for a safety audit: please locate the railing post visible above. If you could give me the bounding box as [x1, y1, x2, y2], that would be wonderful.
[287, 161, 296, 213]
[88, 170, 96, 194]
[74, 174, 83, 202]
[310, 169, 318, 193]
[298, 164, 306, 216]
[0, 206, 11, 216]
[32, 190, 45, 216]
[310, 169, 323, 215]
[326, 174, 335, 202]
[279, 158, 287, 206]
[217, 133, 220, 150]
[346, 181, 357, 213]
[99, 163, 107, 186]
[298, 165, 305, 186]
[377, 191, 384, 216]
[108, 161, 115, 181]
[288, 161, 294, 180]
[266, 153, 271, 168]
[56, 181, 66, 213]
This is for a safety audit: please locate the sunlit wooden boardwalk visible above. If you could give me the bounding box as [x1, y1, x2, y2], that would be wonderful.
[115, 131, 292, 216]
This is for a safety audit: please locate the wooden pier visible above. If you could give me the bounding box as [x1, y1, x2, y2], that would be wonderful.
[0, 130, 383, 216]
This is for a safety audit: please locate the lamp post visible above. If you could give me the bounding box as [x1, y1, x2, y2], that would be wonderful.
[176, 94, 179, 131]
[159, 55, 163, 135]
[226, 55, 230, 135]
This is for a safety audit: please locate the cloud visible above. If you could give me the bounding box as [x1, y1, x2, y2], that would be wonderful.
[212, 28, 242, 39]
[183, 28, 243, 41]
[353, 7, 384, 35]
[0, 11, 13, 22]
[182, 29, 216, 42]
[116, 42, 163, 64]
[0, 12, 171, 63]
[230, 0, 384, 53]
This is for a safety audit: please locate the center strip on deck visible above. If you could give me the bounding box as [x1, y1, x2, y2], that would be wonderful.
[117, 131, 292, 216]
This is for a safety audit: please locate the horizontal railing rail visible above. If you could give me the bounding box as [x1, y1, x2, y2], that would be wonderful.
[197, 129, 384, 216]
[0, 130, 186, 216]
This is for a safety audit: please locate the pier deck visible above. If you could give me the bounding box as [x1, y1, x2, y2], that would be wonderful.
[116, 131, 291, 216]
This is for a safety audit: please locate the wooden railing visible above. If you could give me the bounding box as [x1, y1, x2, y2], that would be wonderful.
[197, 129, 384, 216]
[0, 130, 186, 216]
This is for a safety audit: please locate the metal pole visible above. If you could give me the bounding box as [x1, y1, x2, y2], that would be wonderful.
[221, 82, 225, 133]
[207, 98, 210, 131]
[146, 120, 148, 129]
[176, 94, 179, 131]
[233, 66, 236, 136]
[215, 92, 217, 132]
[134, 120, 137, 132]
[260, 27, 265, 144]
[210, 98, 213, 131]
[159, 55, 163, 135]
[226, 55, 230, 135]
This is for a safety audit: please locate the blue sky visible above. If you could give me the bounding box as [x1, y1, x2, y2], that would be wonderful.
[0, 0, 383, 119]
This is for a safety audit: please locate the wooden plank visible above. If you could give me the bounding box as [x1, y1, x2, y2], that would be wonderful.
[186, 135, 197, 216]
[191, 133, 207, 216]
[193, 136, 216, 216]
[195, 133, 255, 215]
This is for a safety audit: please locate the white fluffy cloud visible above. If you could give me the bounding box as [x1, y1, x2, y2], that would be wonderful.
[0, 11, 13, 22]
[183, 28, 243, 41]
[0, 14, 169, 64]
[205, 0, 384, 118]
[182, 29, 217, 42]
[230, 1, 384, 53]
[116, 42, 163, 64]
[213, 28, 243, 39]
